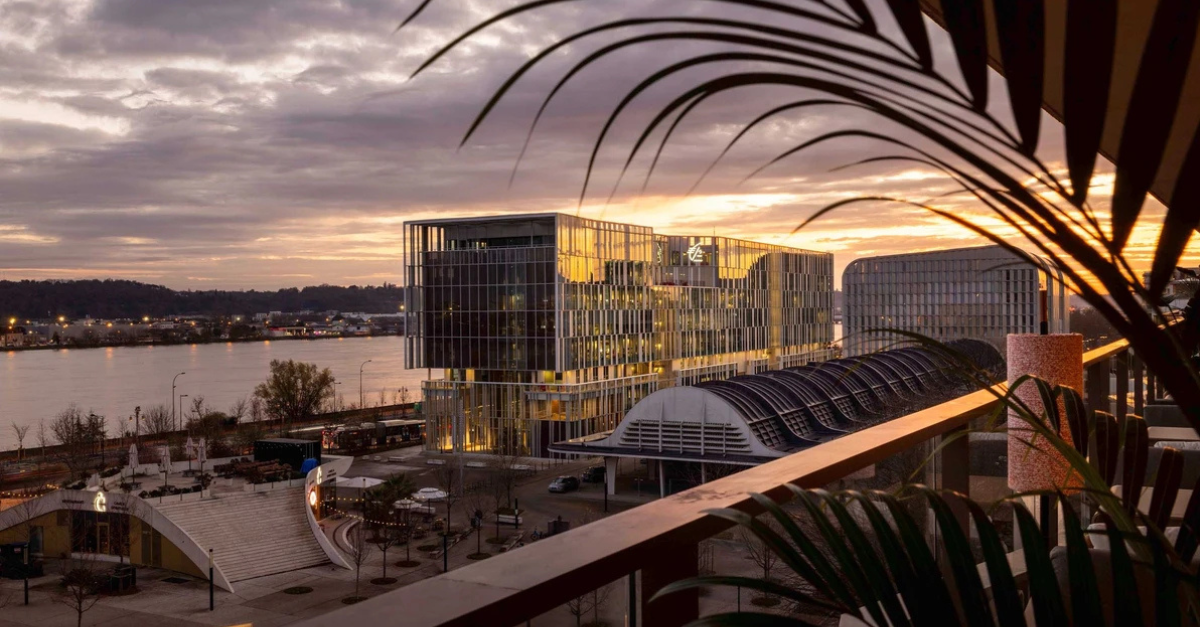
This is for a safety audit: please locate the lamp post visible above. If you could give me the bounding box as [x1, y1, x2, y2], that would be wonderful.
[359, 359, 372, 408]
[171, 372, 186, 431]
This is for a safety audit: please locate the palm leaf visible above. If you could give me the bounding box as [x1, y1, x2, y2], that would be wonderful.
[790, 489, 889, 627]
[1062, 0, 1118, 203]
[1104, 522, 1145, 626]
[1109, 0, 1200, 251]
[883, 0, 932, 69]
[749, 491, 856, 608]
[818, 491, 911, 627]
[1149, 132, 1200, 298]
[912, 486, 991, 626]
[849, 492, 957, 626]
[940, 0, 989, 110]
[1061, 492, 1104, 626]
[994, 0, 1045, 155]
[961, 497, 1025, 626]
[1013, 500, 1069, 626]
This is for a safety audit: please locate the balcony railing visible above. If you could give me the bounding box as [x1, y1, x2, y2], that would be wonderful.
[297, 336, 1154, 627]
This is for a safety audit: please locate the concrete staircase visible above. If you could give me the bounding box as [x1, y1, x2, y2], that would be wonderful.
[154, 487, 329, 583]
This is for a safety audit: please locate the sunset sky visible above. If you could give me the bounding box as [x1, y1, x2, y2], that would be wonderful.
[1, 0, 1195, 291]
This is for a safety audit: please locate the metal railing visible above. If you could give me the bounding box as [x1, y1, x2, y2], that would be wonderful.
[296, 337, 1150, 627]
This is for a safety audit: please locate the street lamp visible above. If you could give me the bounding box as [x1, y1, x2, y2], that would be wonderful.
[172, 372, 186, 432]
[359, 359, 372, 408]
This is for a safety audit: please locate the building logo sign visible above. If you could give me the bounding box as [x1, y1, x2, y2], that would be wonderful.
[93, 491, 107, 513]
[687, 243, 704, 264]
[315, 468, 323, 485]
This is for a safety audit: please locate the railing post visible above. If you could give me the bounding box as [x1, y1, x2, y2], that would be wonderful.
[1085, 359, 1112, 416]
[1115, 352, 1129, 422]
[1133, 354, 1145, 416]
[641, 541, 698, 627]
[942, 424, 971, 536]
[626, 571, 638, 627]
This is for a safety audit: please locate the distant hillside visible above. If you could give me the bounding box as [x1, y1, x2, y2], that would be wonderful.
[0, 280, 406, 319]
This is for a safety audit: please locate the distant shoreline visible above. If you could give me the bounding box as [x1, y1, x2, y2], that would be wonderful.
[2, 331, 402, 354]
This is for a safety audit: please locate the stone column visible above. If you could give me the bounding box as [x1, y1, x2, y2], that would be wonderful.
[1006, 333, 1084, 492]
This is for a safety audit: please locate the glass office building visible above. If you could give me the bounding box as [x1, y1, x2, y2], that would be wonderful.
[842, 245, 1069, 357]
[404, 213, 834, 456]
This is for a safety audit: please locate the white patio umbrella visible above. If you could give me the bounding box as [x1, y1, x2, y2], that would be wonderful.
[197, 438, 207, 465]
[128, 444, 139, 473]
[158, 446, 171, 475]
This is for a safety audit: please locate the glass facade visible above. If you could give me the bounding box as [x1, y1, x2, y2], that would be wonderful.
[405, 213, 834, 456]
[842, 245, 1069, 357]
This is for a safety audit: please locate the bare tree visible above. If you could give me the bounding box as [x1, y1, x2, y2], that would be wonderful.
[10, 422, 29, 463]
[433, 463, 460, 536]
[589, 580, 615, 626]
[490, 450, 522, 512]
[564, 576, 614, 627]
[57, 549, 103, 627]
[85, 412, 107, 466]
[141, 404, 173, 435]
[228, 397, 248, 423]
[462, 480, 491, 557]
[248, 396, 266, 423]
[108, 500, 134, 565]
[566, 593, 593, 627]
[346, 522, 372, 602]
[398, 387, 411, 410]
[36, 418, 48, 466]
[187, 396, 209, 425]
[51, 405, 92, 480]
[369, 524, 401, 584]
[394, 507, 419, 567]
[741, 520, 781, 607]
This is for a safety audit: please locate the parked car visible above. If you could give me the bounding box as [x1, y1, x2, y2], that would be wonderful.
[548, 476, 580, 493]
[581, 466, 606, 483]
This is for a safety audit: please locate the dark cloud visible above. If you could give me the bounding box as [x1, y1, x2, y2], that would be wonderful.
[1, 0, 1165, 289]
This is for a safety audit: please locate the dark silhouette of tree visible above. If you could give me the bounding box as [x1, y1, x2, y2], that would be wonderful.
[10, 422, 29, 462]
[253, 360, 336, 433]
[0, 279, 406, 319]
[50, 406, 97, 480]
[346, 522, 372, 603]
[141, 405, 173, 435]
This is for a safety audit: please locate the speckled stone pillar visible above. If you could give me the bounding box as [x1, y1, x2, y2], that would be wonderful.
[1007, 333, 1084, 492]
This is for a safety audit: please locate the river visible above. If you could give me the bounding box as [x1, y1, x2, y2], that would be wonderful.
[1, 336, 430, 451]
[2, 323, 844, 452]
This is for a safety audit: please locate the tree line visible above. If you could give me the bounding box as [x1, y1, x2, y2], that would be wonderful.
[0, 280, 406, 319]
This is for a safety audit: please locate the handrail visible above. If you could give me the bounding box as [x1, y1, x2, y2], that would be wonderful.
[1083, 337, 1130, 366]
[294, 388, 1004, 627]
[296, 335, 1136, 627]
